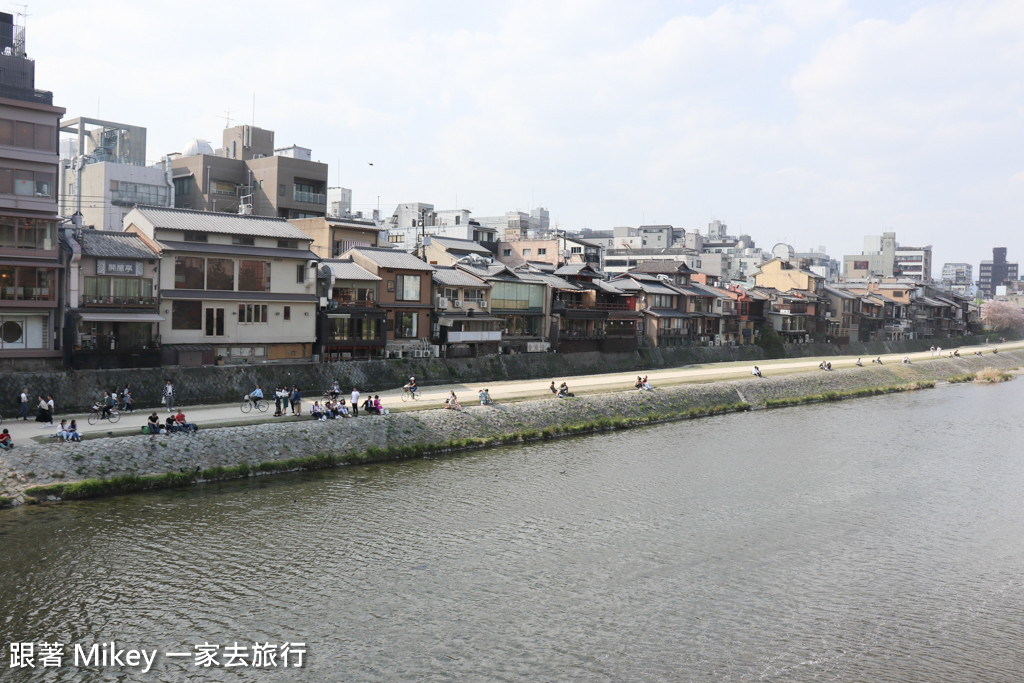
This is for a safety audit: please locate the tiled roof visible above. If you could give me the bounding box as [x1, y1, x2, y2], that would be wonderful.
[79, 230, 157, 259]
[127, 206, 313, 240]
[347, 247, 435, 271]
[319, 259, 380, 281]
[432, 266, 489, 287]
[426, 236, 491, 254]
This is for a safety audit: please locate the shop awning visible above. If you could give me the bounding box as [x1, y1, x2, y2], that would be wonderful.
[78, 312, 165, 322]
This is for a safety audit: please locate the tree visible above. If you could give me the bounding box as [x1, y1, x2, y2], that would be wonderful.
[980, 300, 1024, 334]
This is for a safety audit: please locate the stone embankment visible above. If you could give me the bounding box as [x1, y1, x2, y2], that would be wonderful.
[2, 350, 1020, 508]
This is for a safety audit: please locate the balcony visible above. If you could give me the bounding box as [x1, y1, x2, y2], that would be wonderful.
[293, 190, 326, 204]
[657, 328, 686, 337]
[83, 296, 157, 307]
[447, 330, 501, 343]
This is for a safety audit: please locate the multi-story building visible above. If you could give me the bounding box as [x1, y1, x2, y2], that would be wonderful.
[171, 125, 327, 219]
[941, 262, 973, 297]
[341, 247, 435, 357]
[843, 232, 933, 282]
[57, 117, 171, 231]
[978, 247, 1018, 298]
[61, 228, 162, 369]
[0, 11, 65, 369]
[431, 266, 500, 357]
[385, 203, 497, 252]
[317, 258, 387, 361]
[288, 215, 382, 259]
[124, 206, 319, 365]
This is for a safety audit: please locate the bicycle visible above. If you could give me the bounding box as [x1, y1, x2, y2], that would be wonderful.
[88, 404, 121, 425]
[401, 384, 420, 402]
[240, 395, 269, 413]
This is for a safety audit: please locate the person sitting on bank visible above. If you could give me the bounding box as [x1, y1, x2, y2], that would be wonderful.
[373, 395, 384, 414]
[641, 376, 654, 390]
[165, 415, 182, 433]
[67, 420, 81, 442]
[752, 366, 762, 378]
[635, 375, 643, 390]
[902, 356, 911, 364]
[446, 391, 462, 410]
[336, 399, 350, 418]
[55, 419, 69, 441]
[557, 382, 574, 398]
[855, 358, 863, 367]
[0, 428, 12, 450]
[954, 349, 960, 357]
[175, 410, 196, 433]
[146, 412, 162, 435]
[550, 381, 558, 395]
[873, 357, 883, 364]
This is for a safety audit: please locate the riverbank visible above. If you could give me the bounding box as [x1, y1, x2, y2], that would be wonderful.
[3, 349, 1021, 508]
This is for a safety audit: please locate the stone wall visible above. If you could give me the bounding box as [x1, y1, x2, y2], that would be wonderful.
[2, 348, 1019, 508]
[0, 335, 998, 415]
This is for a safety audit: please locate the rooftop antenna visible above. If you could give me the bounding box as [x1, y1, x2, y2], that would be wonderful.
[219, 110, 234, 128]
[252, 93, 256, 126]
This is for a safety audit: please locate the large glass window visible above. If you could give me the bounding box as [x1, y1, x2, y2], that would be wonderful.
[395, 311, 418, 338]
[171, 301, 202, 329]
[205, 307, 225, 336]
[0, 266, 54, 300]
[327, 317, 382, 342]
[396, 274, 420, 301]
[174, 256, 204, 289]
[206, 258, 234, 291]
[238, 260, 271, 291]
[491, 281, 544, 310]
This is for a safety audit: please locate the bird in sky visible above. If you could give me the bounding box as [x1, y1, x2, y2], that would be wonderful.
[368, 162, 374, 166]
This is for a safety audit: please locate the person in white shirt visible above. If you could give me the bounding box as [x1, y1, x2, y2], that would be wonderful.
[351, 387, 360, 417]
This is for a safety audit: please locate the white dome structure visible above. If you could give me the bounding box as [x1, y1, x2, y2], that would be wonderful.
[181, 138, 214, 157]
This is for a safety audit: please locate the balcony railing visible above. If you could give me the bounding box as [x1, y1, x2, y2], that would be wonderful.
[83, 296, 157, 307]
[293, 190, 326, 204]
[447, 330, 502, 342]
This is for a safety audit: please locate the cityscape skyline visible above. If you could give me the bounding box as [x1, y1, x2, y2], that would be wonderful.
[29, 0, 1024, 275]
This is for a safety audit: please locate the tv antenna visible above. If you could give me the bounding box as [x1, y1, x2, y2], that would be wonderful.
[218, 110, 234, 128]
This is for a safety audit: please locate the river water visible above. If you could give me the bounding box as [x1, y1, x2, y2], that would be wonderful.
[2, 379, 1023, 682]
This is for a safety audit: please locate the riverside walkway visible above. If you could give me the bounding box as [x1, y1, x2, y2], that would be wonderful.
[6, 340, 1019, 447]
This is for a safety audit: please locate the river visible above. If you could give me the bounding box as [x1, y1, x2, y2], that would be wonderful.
[2, 379, 1023, 681]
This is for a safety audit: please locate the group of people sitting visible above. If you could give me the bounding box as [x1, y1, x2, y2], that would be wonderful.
[445, 391, 463, 410]
[550, 381, 574, 398]
[634, 375, 654, 391]
[53, 419, 82, 442]
[818, 361, 833, 371]
[144, 410, 197, 435]
[309, 398, 357, 420]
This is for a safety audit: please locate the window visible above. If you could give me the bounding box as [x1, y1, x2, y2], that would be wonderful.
[396, 274, 420, 301]
[183, 232, 208, 242]
[283, 306, 291, 321]
[570, 246, 582, 254]
[206, 258, 234, 290]
[210, 180, 236, 196]
[388, 234, 405, 244]
[173, 177, 191, 196]
[396, 311, 418, 338]
[231, 235, 255, 246]
[522, 249, 531, 257]
[503, 249, 512, 257]
[238, 260, 271, 291]
[0, 217, 55, 250]
[174, 256, 204, 289]
[0, 168, 54, 197]
[238, 303, 268, 323]
[205, 307, 225, 336]
[109, 180, 119, 192]
[296, 263, 306, 283]
[279, 184, 285, 197]
[171, 301, 202, 329]
[537, 248, 547, 255]
[278, 239, 299, 249]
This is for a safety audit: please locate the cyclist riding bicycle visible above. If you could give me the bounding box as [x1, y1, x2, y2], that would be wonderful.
[406, 377, 418, 396]
[100, 391, 115, 418]
[249, 384, 264, 401]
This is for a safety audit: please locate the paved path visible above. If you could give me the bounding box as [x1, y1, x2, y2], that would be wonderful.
[5, 340, 1019, 447]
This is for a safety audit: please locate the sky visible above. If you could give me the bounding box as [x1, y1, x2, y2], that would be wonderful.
[27, 0, 1024, 276]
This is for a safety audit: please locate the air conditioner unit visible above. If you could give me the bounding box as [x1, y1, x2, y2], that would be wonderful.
[479, 301, 488, 309]
[437, 296, 448, 309]
[452, 299, 462, 308]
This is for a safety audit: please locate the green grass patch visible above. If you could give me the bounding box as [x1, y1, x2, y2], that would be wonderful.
[764, 383, 933, 408]
[0, 496, 14, 508]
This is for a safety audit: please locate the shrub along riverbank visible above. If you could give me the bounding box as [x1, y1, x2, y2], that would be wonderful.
[3, 350, 1021, 509]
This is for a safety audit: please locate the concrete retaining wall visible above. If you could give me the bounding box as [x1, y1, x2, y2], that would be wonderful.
[2, 349, 1020, 508]
[0, 335, 999, 415]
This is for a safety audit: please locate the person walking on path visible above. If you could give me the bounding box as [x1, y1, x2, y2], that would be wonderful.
[16, 388, 27, 421]
[46, 394, 55, 426]
[162, 380, 175, 413]
[350, 387, 360, 417]
[123, 386, 134, 413]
